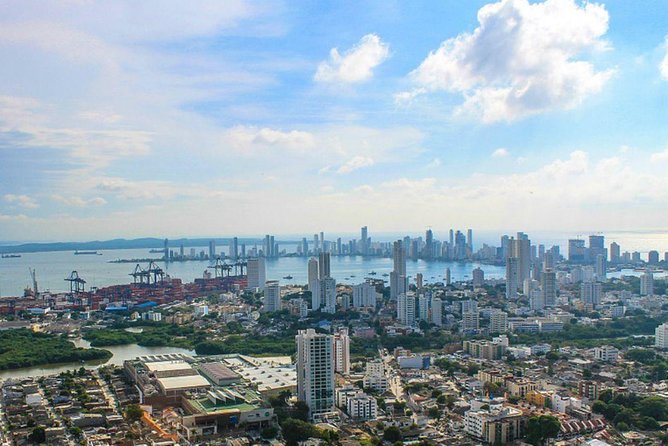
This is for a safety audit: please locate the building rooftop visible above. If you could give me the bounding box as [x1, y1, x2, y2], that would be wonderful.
[199, 362, 240, 382]
[146, 360, 194, 373]
[158, 375, 211, 391]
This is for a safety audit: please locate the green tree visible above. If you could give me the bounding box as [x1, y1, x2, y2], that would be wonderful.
[525, 415, 561, 445]
[281, 418, 319, 446]
[261, 426, 278, 439]
[29, 426, 46, 443]
[383, 426, 402, 443]
[124, 404, 143, 422]
[637, 396, 668, 420]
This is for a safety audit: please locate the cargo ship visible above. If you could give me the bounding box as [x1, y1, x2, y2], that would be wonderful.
[1, 254, 21, 258]
[74, 250, 100, 255]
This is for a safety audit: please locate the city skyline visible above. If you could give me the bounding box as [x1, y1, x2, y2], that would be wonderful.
[1, 0, 668, 240]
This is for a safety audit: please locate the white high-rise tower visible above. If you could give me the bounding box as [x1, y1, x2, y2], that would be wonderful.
[296, 329, 335, 422]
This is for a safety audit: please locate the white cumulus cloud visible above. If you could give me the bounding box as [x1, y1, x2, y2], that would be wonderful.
[650, 148, 668, 162]
[492, 148, 509, 158]
[661, 37, 668, 80]
[3, 194, 38, 209]
[337, 156, 375, 174]
[397, 0, 614, 122]
[51, 195, 107, 207]
[315, 34, 389, 84]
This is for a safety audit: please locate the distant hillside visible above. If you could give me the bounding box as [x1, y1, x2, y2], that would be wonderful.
[0, 237, 283, 253]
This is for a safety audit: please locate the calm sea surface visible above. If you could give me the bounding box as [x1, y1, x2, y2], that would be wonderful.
[3, 229, 668, 297]
[0, 246, 507, 297]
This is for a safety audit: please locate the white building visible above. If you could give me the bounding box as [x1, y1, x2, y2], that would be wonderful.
[461, 311, 480, 331]
[640, 272, 654, 296]
[397, 292, 416, 326]
[193, 304, 209, 317]
[246, 258, 266, 290]
[581, 281, 602, 308]
[655, 323, 668, 349]
[352, 282, 376, 308]
[363, 359, 388, 393]
[318, 277, 337, 314]
[333, 328, 350, 375]
[431, 298, 443, 327]
[489, 311, 508, 333]
[347, 394, 377, 421]
[263, 280, 281, 312]
[145, 311, 161, 322]
[296, 329, 335, 422]
[418, 294, 429, 322]
[594, 345, 619, 362]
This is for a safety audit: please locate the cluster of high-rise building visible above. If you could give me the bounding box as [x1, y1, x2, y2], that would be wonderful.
[307, 252, 336, 313]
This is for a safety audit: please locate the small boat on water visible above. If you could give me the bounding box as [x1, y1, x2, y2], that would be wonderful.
[1, 254, 21, 258]
[283, 275, 293, 280]
[368, 271, 377, 275]
[75, 250, 100, 255]
[382, 273, 389, 277]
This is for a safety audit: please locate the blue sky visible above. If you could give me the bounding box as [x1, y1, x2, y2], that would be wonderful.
[0, 0, 668, 241]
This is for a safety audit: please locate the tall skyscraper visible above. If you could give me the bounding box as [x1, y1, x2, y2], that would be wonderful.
[431, 298, 443, 326]
[589, 235, 605, 263]
[609, 242, 620, 264]
[318, 252, 331, 279]
[302, 238, 309, 257]
[360, 226, 368, 256]
[313, 233, 319, 254]
[418, 294, 429, 322]
[445, 268, 451, 286]
[308, 258, 319, 309]
[263, 280, 281, 312]
[333, 328, 350, 375]
[595, 254, 606, 281]
[467, 229, 473, 252]
[472, 267, 484, 288]
[397, 292, 416, 326]
[208, 239, 215, 260]
[454, 230, 467, 260]
[541, 269, 557, 307]
[511, 233, 531, 285]
[568, 239, 586, 262]
[506, 257, 519, 299]
[318, 277, 337, 314]
[296, 329, 335, 421]
[247, 257, 266, 290]
[416, 273, 423, 289]
[390, 240, 407, 300]
[231, 237, 239, 260]
[424, 228, 433, 259]
[264, 235, 271, 257]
